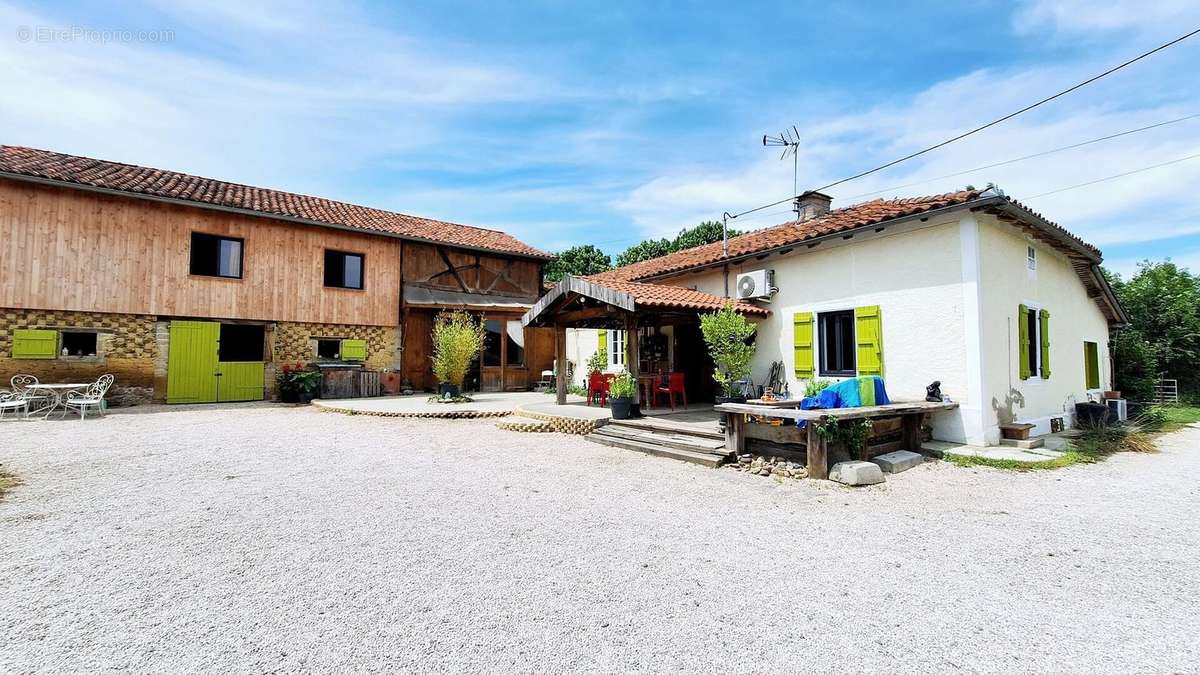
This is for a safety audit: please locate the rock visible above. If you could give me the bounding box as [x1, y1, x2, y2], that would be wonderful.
[829, 461, 885, 486]
[870, 450, 924, 474]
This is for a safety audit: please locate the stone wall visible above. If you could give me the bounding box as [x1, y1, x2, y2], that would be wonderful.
[0, 308, 158, 405]
[272, 322, 400, 372]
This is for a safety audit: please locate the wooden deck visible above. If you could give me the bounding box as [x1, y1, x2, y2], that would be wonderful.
[714, 400, 959, 480]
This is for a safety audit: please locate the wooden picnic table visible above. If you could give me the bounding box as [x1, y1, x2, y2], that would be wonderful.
[714, 400, 959, 480]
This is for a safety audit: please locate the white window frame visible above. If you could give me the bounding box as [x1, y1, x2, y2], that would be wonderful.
[1023, 301, 1043, 383]
[608, 330, 626, 369]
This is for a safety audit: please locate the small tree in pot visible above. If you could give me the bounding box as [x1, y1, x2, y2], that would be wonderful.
[430, 311, 486, 398]
[608, 371, 636, 420]
[700, 304, 757, 424]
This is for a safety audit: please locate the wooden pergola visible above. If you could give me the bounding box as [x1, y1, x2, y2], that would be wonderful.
[521, 275, 771, 406]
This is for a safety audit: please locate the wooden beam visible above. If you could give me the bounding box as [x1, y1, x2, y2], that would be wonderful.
[557, 306, 619, 324]
[555, 323, 567, 405]
[437, 246, 470, 293]
[902, 413, 924, 454]
[725, 412, 745, 456]
[806, 422, 827, 480]
[625, 311, 640, 405]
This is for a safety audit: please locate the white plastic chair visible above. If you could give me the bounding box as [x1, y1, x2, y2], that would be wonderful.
[63, 374, 114, 420]
[0, 390, 30, 421]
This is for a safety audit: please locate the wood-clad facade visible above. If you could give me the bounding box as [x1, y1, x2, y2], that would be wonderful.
[0, 176, 551, 403]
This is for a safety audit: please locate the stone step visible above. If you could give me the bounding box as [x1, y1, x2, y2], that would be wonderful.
[592, 425, 726, 453]
[999, 437, 1045, 450]
[605, 417, 724, 441]
[582, 432, 728, 468]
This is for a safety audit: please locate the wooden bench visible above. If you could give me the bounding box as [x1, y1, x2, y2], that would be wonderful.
[714, 401, 959, 479]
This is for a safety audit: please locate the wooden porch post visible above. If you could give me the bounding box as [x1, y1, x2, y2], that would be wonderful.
[555, 322, 567, 405]
[625, 311, 640, 406]
[807, 423, 828, 480]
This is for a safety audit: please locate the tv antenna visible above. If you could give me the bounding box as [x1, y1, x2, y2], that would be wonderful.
[764, 126, 802, 219]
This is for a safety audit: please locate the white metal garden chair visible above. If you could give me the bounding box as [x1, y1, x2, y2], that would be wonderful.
[10, 374, 51, 417]
[0, 390, 31, 421]
[63, 374, 114, 420]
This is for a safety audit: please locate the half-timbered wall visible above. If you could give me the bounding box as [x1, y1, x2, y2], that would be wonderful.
[402, 241, 541, 301]
[0, 180, 401, 326]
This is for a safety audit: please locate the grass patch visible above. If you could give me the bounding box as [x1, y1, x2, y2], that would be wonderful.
[944, 424, 1157, 472]
[1160, 405, 1200, 433]
[0, 469, 20, 499]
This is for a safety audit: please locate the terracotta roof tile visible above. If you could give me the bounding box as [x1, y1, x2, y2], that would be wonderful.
[0, 145, 550, 259]
[581, 277, 771, 316]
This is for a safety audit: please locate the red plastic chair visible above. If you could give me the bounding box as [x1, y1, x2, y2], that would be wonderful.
[655, 372, 688, 410]
[587, 372, 611, 407]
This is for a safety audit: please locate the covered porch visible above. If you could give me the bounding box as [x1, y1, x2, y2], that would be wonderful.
[520, 275, 772, 409]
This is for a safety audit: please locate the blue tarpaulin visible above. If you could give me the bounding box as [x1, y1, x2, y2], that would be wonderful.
[796, 376, 890, 428]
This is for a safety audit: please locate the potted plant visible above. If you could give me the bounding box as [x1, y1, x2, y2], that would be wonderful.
[699, 305, 757, 425]
[277, 363, 322, 403]
[608, 371, 636, 420]
[430, 310, 486, 398]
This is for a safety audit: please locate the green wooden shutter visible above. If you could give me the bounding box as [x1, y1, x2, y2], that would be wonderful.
[598, 331, 608, 366]
[340, 339, 367, 361]
[1018, 304, 1030, 380]
[1039, 309, 1051, 379]
[854, 305, 884, 377]
[793, 312, 814, 378]
[1084, 341, 1100, 389]
[12, 329, 58, 359]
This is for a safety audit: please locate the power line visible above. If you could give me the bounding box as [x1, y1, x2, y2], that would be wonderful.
[844, 113, 1200, 200]
[1023, 151, 1200, 199]
[727, 27, 1200, 221]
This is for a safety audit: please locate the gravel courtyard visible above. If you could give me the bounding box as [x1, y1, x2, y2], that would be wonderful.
[1, 406, 1197, 673]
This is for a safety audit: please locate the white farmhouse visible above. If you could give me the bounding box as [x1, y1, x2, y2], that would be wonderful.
[545, 187, 1126, 446]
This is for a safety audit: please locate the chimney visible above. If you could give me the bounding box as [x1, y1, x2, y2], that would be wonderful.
[793, 190, 832, 222]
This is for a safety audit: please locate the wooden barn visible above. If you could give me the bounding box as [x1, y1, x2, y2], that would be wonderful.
[0, 145, 554, 404]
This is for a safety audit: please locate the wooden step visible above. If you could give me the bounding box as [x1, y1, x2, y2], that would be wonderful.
[592, 425, 726, 453]
[582, 432, 728, 468]
[605, 416, 724, 441]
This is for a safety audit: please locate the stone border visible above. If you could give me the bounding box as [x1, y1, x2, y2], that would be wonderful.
[513, 406, 603, 435]
[495, 419, 556, 433]
[316, 403, 511, 419]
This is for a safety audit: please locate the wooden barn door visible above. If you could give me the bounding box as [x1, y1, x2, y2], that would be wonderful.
[401, 309, 435, 390]
[166, 321, 220, 404]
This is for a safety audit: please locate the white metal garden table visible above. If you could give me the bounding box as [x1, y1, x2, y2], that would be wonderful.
[28, 383, 91, 419]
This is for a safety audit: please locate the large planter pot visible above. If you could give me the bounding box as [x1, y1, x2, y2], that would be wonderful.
[298, 391, 316, 404]
[380, 372, 403, 395]
[438, 383, 461, 398]
[715, 394, 747, 430]
[610, 396, 633, 420]
[280, 388, 300, 404]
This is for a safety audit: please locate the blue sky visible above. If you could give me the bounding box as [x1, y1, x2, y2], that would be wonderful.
[3, 0, 1199, 277]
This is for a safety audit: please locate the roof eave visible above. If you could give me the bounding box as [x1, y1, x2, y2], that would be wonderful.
[0, 171, 554, 261]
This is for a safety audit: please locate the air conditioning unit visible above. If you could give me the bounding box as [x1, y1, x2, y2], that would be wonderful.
[1106, 398, 1128, 424]
[736, 269, 775, 300]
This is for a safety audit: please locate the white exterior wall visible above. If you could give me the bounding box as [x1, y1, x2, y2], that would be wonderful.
[976, 214, 1111, 441]
[657, 215, 981, 442]
[564, 327, 662, 387]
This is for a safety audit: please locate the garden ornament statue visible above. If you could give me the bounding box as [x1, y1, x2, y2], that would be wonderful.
[925, 381, 943, 402]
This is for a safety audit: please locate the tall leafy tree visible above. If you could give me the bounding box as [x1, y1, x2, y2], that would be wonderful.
[1106, 261, 1200, 399]
[543, 244, 612, 282]
[615, 238, 672, 267]
[615, 221, 743, 267]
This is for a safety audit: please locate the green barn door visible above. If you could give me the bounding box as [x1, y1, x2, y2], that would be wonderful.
[217, 363, 265, 402]
[167, 321, 220, 404]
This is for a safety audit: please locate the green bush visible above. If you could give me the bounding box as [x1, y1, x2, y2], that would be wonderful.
[431, 311, 486, 388]
[699, 305, 757, 397]
[1134, 405, 1168, 432]
[803, 379, 834, 397]
[586, 349, 607, 374]
[609, 371, 636, 399]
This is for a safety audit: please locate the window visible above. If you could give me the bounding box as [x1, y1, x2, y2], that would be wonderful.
[483, 319, 502, 367]
[190, 232, 243, 278]
[316, 339, 342, 360]
[219, 324, 264, 362]
[818, 310, 856, 377]
[324, 250, 364, 289]
[1026, 306, 1041, 377]
[61, 331, 97, 357]
[608, 330, 626, 368]
[1084, 341, 1100, 389]
[505, 320, 525, 366]
[1027, 245, 1037, 271]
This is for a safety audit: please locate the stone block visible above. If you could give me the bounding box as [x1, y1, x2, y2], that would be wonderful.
[828, 461, 885, 486]
[870, 450, 924, 474]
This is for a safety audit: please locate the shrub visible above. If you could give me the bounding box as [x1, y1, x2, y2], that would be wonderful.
[587, 349, 607, 374]
[431, 311, 486, 388]
[699, 305, 757, 397]
[609, 371, 636, 399]
[277, 362, 321, 396]
[1134, 405, 1168, 432]
[804, 379, 834, 398]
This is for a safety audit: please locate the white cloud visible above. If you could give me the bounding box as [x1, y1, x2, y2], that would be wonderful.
[1013, 0, 1200, 38]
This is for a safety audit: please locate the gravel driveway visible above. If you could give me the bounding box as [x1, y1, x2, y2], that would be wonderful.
[1, 407, 1197, 673]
